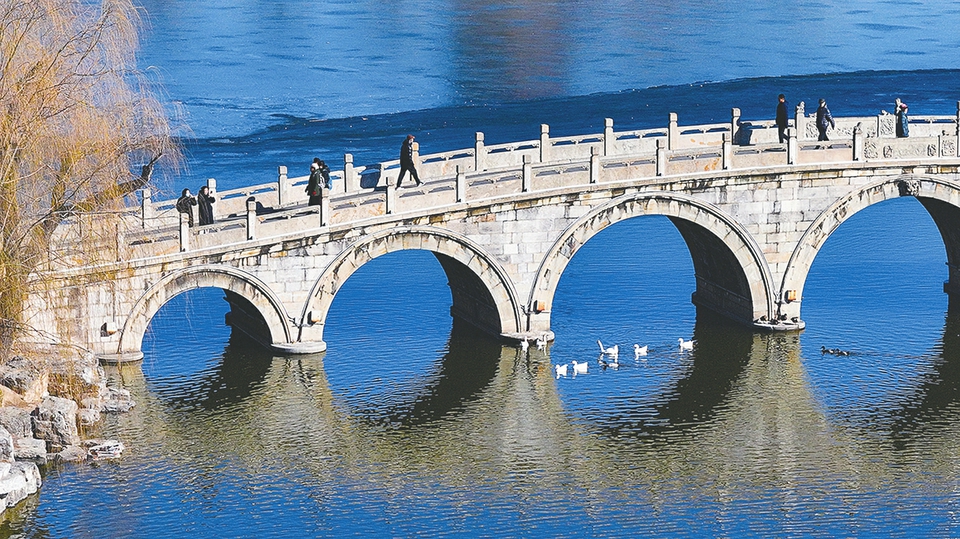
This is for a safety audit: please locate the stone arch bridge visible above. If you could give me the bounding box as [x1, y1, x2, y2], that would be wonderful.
[25, 103, 960, 361]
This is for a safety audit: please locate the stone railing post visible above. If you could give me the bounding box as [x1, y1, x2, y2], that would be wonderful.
[277, 166, 288, 206]
[475, 132, 485, 172]
[876, 114, 884, 139]
[590, 146, 600, 183]
[656, 139, 666, 176]
[456, 165, 466, 202]
[730, 108, 741, 145]
[722, 133, 732, 170]
[386, 181, 396, 214]
[206, 178, 217, 221]
[853, 124, 864, 161]
[668, 113, 678, 150]
[344, 153, 357, 193]
[115, 223, 124, 262]
[179, 212, 190, 252]
[955, 101, 960, 136]
[246, 197, 257, 240]
[787, 127, 797, 165]
[522, 155, 532, 192]
[603, 118, 614, 156]
[139, 188, 152, 228]
[319, 186, 329, 226]
[412, 141, 420, 168]
[539, 124, 550, 162]
[794, 102, 806, 141]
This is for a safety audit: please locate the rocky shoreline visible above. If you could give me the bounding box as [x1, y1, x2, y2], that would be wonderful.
[0, 346, 135, 514]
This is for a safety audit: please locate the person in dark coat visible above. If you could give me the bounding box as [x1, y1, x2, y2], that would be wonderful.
[896, 102, 910, 138]
[396, 134, 422, 188]
[306, 159, 323, 206]
[317, 159, 331, 190]
[816, 99, 835, 141]
[197, 185, 216, 225]
[175, 188, 197, 227]
[776, 94, 789, 143]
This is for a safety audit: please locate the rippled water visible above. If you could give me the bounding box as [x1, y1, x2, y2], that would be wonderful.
[8, 0, 960, 537]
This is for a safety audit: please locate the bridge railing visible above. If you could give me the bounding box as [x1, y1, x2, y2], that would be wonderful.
[100, 102, 960, 260]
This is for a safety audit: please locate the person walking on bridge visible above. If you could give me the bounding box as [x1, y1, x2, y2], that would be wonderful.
[776, 94, 789, 143]
[396, 134, 423, 188]
[816, 99, 835, 141]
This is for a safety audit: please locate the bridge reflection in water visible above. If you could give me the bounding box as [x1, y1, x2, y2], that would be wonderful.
[88, 304, 960, 536]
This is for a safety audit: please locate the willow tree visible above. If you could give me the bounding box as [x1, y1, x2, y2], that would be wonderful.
[0, 0, 175, 352]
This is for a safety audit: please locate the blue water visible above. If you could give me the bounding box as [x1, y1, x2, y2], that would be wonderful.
[9, 1, 960, 537]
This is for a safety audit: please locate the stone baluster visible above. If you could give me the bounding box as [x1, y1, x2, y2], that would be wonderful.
[794, 102, 806, 141]
[787, 127, 797, 165]
[730, 108, 741, 145]
[344, 153, 356, 193]
[603, 118, 614, 156]
[139, 188, 152, 228]
[656, 139, 666, 176]
[590, 146, 600, 184]
[456, 165, 466, 202]
[876, 114, 884, 140]
[277, 166, 288, 207]
[179, 212, 190, 251]
[853, 124, 864, 161]
[522, 155, 532, 192]
[667, 113, 678, 150]
[386, 180, 396, 214]
[319, 186, 329, 226]
[955, 101, 960, 156]
[206, 178, 217, 221]
[722, 133, 732, 170]
[115, 223, 124, 262]
[475, 132, 485, 172]
[246, 197, 257, 240]
[539, 124, 550, 163]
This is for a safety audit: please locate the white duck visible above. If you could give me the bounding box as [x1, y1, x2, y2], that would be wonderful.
[597, 340, 619, 359]
[520, 338, 529, 352]
[572, 360, 589, 375]
[678, 338, 694, 351]
[536, 334, 548, 352]
[554, 364, 568, 378]
[634, 344, 648, 359]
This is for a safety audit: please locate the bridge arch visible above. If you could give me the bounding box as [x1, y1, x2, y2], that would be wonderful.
[115, 265, 293, 359]
[780, 175, 960, 320]
[299, 226, 523, 343]
[528, 192, 777, 331]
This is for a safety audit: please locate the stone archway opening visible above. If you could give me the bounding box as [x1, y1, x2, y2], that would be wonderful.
[111, 266, 293, 362]
[781, 176, 960, 323]
[299, 227, 523, 348]
[529, 192, 776, 335]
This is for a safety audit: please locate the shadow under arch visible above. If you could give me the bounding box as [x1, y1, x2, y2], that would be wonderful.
[529, 191, 776, 330]
[781, 175, 960, 321]
[587, 310, 755, 442]
[299, 226, 523, 343]
[114, 265, 293, 360]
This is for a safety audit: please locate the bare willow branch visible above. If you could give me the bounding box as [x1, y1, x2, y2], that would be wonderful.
[0, 0, 180, 353]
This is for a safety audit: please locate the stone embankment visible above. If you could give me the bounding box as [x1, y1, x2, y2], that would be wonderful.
[0, 346, 134, 513]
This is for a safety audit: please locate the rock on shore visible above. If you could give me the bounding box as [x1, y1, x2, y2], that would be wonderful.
[0, 345, 137, 513]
